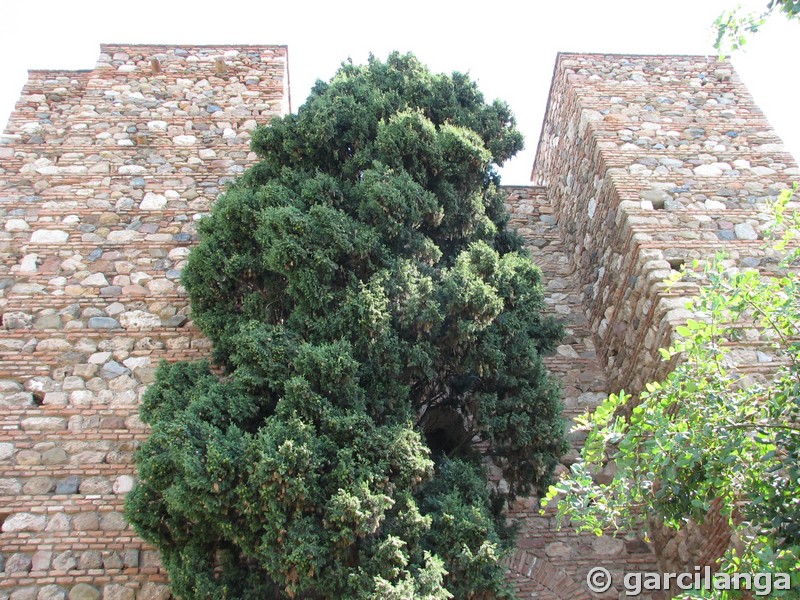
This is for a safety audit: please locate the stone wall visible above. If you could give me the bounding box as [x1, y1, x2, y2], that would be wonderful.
[1, 46, 796, 599]
[529, 52, 798, 586]
[0, 44, 288, 600]
[532, 53, 798, 396]
[503, 186, 658, 599]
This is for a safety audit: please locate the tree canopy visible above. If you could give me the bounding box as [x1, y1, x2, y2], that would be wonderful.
[126, 52, 566, 599]
[714, 0, 800, 53]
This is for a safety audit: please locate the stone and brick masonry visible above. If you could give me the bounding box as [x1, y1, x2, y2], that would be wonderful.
[0, 44, 288, 600]
[505, 53, 798, 597]
[0, 46, 796, 599]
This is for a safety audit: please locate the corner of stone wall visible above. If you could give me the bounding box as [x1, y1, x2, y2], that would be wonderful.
[504, 185, 659, 598]
[534, 52, 798, 394]
[530, 51, 799, 586]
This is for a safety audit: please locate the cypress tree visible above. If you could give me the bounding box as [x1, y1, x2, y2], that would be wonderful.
[126, 52, 567, 599]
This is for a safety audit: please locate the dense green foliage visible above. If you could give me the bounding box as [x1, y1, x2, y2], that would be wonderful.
[127, 53, 567, 599]
[714, 0, 800, 52]
[544, 189, 800, 597]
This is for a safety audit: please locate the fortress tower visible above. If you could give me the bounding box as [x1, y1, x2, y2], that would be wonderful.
[529, 53, 797, 396]
[504, 52, 798, 597]
[0, 45, 289, 599]
[0, 46, 796, 599]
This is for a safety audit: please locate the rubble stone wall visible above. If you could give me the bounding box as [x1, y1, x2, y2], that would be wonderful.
[0, 44, 288, 600]
[532, 53, 798, 396]
[1, 47, 796, 599]
[528, 52, 798, 588]
[503, 186, 658, 599]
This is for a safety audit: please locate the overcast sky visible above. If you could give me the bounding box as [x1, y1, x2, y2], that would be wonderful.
[0, 0, 797, 185]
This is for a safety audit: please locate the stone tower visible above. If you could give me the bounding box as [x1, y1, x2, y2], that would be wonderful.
[503, 52, 798, 597]
[0, 44, 288, 599]
[530, 53, 797, 396]
[1, 47, 796, 599]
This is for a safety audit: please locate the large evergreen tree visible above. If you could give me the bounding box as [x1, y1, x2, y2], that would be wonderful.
[126, 53, 567, 599]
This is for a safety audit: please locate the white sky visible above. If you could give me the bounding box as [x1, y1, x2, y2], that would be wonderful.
[0, 0, 797, 185]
